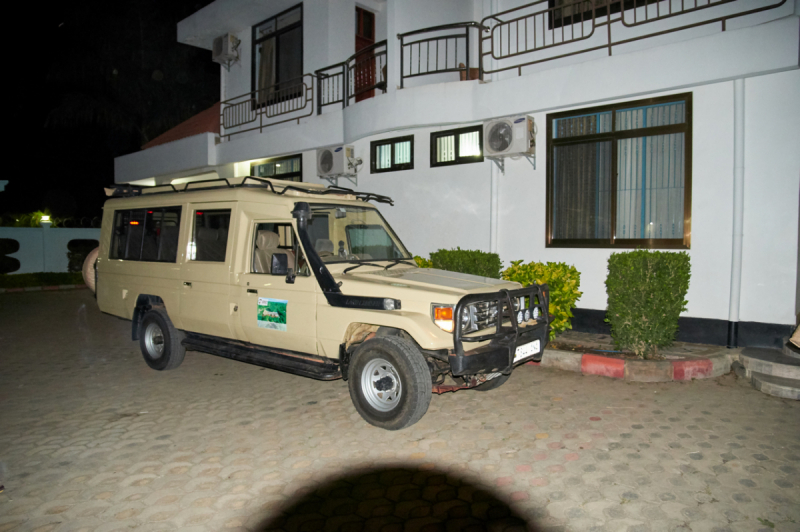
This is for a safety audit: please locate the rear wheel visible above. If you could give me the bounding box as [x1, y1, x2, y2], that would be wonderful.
[348, 337, 432, 430]
[139, 307, 185, 371]
[475, 372, 511, 391]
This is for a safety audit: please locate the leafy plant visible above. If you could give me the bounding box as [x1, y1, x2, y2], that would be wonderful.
[0, 210, 60, 228]
[414, 255, 433, 268]
[605, 250, 691, 358]
[502, 260, 582, 340]
[428, 248, 503, 279]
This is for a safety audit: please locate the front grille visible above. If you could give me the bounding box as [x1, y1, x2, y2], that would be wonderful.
[471, 301, 498, 331]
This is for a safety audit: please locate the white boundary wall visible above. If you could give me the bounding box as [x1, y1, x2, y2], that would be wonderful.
[0, 227, 101, 274]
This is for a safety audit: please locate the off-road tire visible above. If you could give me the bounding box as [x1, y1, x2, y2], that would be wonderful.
[348, 337, 432, 430]
[139, 307, 185, 371]
[475, 372, 511, 391]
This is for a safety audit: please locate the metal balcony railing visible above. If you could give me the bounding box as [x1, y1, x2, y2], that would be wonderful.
[480, 0, 787, 76]
[316, 40, 388, 114]
[220, 73, 314, 140]
[397, 22, 485, 88]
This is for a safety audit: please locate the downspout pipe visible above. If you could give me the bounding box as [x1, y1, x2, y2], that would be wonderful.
[727, 78, 745, 348]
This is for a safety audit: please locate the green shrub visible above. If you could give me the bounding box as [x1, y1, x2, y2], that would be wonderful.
[502, 260, 582, 340]
[428, 248, 502, 279]
[605, 250, 691, 358]
[414, 255, 433, 268]
[0, 272, 85, 288]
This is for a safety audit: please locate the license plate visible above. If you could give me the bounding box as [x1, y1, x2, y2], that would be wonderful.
[514, 340, 540, 363]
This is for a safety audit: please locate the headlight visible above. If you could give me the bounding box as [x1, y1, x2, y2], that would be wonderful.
[431, 304, 454, 333]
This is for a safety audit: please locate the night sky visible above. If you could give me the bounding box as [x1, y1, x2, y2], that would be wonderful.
[4, 0, 218, 223]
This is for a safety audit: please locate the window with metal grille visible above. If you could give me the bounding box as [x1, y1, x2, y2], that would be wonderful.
[430, 125, 484, 167]
[546, 93, 692, 249]
[370, 135, 414, 173]
[250, 154, 302, 182]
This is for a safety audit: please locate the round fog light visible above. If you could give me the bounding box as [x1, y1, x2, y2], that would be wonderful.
[533, 308, 540, 319]
[524, 309, 531, 321]
[517, 311, 523, 323]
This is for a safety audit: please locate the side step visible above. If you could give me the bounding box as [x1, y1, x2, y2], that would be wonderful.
[183, 334, 341, 381]
[751, 372, 800, 400]
[739, 347, 800, 380]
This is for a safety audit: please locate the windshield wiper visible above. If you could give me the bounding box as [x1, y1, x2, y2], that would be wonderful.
[384, 259, 416, 270]
[343, 262, 384, 274]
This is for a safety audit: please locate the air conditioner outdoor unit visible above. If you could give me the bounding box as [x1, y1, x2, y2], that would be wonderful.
[483, 115, 535, 157]
[212, 34, 240, 66]
[317, 145, 356, 177]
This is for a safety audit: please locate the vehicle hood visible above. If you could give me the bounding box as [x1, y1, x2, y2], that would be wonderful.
[335, 266, 519, 299]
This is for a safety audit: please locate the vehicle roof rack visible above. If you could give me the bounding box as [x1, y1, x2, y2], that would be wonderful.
[104, 176, 394, 205]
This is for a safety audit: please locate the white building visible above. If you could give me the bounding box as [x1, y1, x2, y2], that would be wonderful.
[114, 0, 800, 348]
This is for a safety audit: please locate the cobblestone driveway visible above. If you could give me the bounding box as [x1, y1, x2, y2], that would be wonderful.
[1, 291, 799, 532]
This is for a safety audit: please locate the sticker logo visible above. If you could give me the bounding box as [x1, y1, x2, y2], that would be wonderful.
[514, 117, 526, 123]
[257, 297, 288, 331]
[334, 147, 343, 152]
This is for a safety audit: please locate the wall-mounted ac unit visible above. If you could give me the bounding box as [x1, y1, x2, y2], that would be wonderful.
[212, 34, 240, 66]
[317, 145, 356, 177]
[483, 115, 535, 157]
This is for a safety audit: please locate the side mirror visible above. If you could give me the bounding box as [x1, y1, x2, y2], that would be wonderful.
[271, 253, 288, 276]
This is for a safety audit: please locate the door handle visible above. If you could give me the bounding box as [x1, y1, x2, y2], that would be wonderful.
[183, 282, 192, 287]
[247, 289, 257, 294]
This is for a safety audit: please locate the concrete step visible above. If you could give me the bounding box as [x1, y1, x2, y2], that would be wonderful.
[783, 337, 800, 360]
[740, 347, 800, 380]
[751, 372, 800, 400]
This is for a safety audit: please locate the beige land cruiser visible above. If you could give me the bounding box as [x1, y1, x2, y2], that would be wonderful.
[96, 177, 550, 430]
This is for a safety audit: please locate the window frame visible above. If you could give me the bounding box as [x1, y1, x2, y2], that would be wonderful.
[430, 125, 484, 167]
[370, 135, 415, 173]
[189, 208, 232, 262]
[546, 92, 693, 250]
[250, 153, 303, 182]
[250, 3, 304, 103]
[109, 206, 182, 263]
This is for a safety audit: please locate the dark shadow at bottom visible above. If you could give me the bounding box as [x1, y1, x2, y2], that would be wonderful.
[256, 466, 542, 531]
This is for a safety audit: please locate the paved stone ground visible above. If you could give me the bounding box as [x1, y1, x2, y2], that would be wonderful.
[1, 290, 799, 532]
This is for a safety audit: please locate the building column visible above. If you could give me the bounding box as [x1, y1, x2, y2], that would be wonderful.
[727, 78, 745, 347]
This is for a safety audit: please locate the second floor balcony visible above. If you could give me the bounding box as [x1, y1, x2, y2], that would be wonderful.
[216, 0, 791, 141]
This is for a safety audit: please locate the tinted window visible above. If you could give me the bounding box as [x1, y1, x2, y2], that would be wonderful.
[110, 207, 182, 262]
[191, 209, 231, 262]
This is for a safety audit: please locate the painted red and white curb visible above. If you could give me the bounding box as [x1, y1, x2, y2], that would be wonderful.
[0, 284, 88, 294]
[530, 347, 735, 382]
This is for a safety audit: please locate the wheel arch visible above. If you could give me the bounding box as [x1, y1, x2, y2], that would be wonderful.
[339, 322, 448, 382]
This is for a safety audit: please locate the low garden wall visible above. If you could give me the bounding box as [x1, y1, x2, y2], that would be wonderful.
[0, 227, 100, 274]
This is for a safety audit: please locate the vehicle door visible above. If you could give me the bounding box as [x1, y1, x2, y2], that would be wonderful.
[179, 203, 236, 339]
[234, 215, 317, 354]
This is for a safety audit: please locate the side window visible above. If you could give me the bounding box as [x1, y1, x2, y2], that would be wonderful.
[251, 222, 309, 276]
[110, 206, 182, 262]
[190, 209, 231, 262]
[430, 125, 483, 167]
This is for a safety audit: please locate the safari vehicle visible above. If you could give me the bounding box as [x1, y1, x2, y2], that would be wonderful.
[96, 177, 550, 430]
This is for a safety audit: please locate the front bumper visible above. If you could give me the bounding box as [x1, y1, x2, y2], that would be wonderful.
[449, 285, 550, 376]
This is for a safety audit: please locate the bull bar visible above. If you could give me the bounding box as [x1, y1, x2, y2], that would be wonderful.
[450, 284, 550, 376]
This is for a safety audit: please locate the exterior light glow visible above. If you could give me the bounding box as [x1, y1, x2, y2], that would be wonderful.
[41, 215, 51, 222]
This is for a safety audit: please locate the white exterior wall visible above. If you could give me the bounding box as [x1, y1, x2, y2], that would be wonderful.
[117, 0, 800, 327]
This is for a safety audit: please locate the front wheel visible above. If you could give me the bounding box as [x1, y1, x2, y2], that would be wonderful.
[348, 337, 432, 430]
[139, 307, 185, 371]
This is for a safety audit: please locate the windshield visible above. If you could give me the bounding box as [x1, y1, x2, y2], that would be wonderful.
[307, 204, 412, 263]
